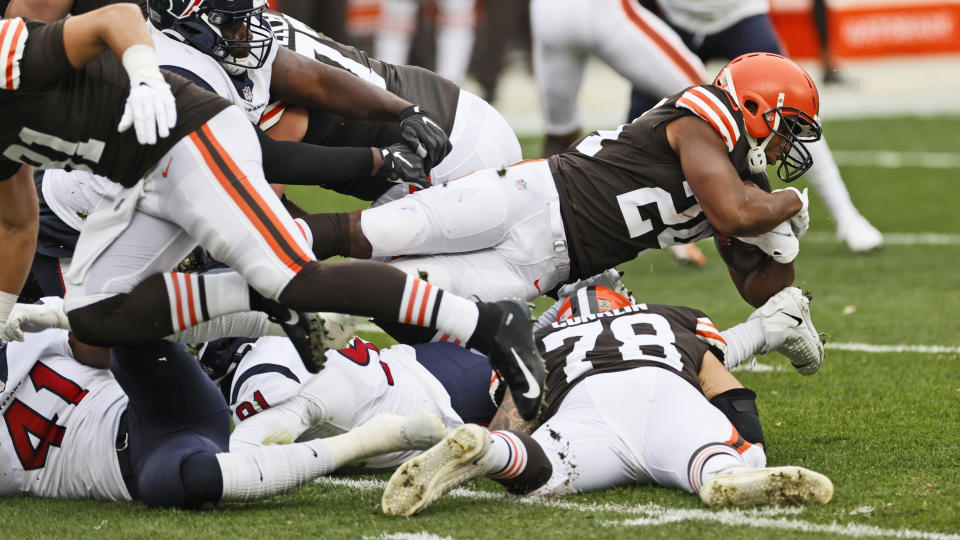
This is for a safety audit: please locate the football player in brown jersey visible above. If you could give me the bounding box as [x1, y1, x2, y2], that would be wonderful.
[309, 53, 820, 310]
[381, 284, 833, 515]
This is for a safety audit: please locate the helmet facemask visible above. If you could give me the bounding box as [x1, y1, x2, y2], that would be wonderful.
[204, 6, 273, 76]
[749, 100, 822, 182]
[150, 0, 274, 77]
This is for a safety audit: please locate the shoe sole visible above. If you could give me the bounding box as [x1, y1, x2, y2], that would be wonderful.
[699, 466, 834, 507]
[784, 292, 824, 375]
[382, 424, 488, 516]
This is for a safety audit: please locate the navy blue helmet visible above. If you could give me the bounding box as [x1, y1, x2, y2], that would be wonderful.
[148, 0, 274, 75]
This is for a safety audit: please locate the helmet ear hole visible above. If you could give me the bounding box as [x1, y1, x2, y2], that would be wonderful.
[743, 100, 759, 115]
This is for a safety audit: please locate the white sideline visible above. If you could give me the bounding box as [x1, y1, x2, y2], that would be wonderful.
[826, 343, 960, 354]
[315, 477, 960, 540]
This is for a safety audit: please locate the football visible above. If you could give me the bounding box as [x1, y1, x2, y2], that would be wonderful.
[713, 234, 770, 274]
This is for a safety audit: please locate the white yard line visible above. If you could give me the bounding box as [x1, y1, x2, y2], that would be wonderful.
[826, 343, 960, 354]
[803, 232, 960, 246]
[831, 150, 960, 169]
[315, 477, 960, 540]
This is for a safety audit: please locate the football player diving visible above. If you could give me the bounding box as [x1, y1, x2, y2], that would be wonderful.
[306, 53, 821, 313]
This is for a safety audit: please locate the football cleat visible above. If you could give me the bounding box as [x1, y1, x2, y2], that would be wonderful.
[837, 213, 883, 253]
[669, 244, 708, 267]
[699, 466, 834, 507]
[748, 287, 824, 375]
[485, 299, 546, 421]
[382, 423, 490, 516]
[272, 309, 327, 374]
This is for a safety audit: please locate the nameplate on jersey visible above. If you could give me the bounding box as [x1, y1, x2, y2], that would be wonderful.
[551, 303, 649, 329]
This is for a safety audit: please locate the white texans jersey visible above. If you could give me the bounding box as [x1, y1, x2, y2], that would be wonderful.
[151, 26, 277, 124]
[230, 337, 462, 468]
[656, 0, 769, 35]
[0, 311, 129, 500]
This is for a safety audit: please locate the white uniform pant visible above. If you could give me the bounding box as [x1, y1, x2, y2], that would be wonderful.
[228, 336, 463, 469]
[430, 89, 522, 185]
[63, 107, 315, 311]
[530, 368, 766, 496]
[361, 160, 569, 301]
[531, 0, 706, 134]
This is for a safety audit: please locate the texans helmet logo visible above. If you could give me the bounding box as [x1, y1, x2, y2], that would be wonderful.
[166, 0, 204, 19]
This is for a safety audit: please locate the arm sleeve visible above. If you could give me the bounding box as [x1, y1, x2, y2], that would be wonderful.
[255, 128, 376, 190]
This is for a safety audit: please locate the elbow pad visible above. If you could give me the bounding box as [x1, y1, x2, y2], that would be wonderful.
[709, 387, 765, 448]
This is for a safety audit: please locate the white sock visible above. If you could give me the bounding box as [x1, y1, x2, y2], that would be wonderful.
[397, 275, 479, 342]
[806, 138, 860, 228]
[165, 312, 283, 343]
[162, 271, 252, 332]
[229, 395, 320, 452]
[375, 0, 417, 65]
[689, 443, 746, 493]
[720, 318, 766, 368]
[480, 430, 529, 480]
[436, 0, 476, 83]
[216, 439, 336, 502]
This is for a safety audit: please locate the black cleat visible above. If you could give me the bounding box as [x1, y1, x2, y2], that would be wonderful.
[484, 299, 546, 421]
[273, 310, 326, 374]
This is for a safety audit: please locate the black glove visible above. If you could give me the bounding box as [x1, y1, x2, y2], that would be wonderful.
[398, 105, 452, 173]
[375, 144, 429, 188]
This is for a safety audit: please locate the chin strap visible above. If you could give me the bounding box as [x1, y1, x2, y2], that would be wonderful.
[745, 92, 785, 174]
[220, 55, 250, 76]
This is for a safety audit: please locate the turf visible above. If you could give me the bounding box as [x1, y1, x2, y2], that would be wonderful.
[2, 115, 959, 539]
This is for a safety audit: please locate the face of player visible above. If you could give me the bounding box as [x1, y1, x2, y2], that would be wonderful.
[218, 18, 254, 59]
[765, 131, 790, 165]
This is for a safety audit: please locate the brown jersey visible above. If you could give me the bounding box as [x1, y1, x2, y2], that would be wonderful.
[536, 302, 725, 421]
[263, 11, 459, 147]
[550, 85, 771, 280]
[70, 0, 148, 17]
[0, 18, 229, 186]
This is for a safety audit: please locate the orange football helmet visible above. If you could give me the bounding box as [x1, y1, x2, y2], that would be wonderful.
[714, 53, 822, 182]
[556, 285, 633, 322]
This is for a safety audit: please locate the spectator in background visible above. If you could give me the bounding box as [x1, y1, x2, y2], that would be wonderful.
[813, 0, 843, 84]
[277, 0, 349, 42]
[375, 0, 477, 84]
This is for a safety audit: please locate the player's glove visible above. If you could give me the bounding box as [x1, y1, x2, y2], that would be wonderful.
[398, 105, 452, 173]
[737, 220, 800, 264]
[0, 302, 72, 342]
[117, 44, 177, 146]
[773, 186, 810, 239]
[375, 144, 430, 188]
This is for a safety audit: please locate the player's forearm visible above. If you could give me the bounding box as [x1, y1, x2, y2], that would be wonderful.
[271, 48, 411, 122]
[0, 166, 39, 313]
[61, 4, 153, 68]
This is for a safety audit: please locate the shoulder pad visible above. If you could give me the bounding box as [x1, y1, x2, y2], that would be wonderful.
[676, 86, 741, 152]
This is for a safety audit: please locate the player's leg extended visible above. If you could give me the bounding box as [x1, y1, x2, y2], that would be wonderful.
[597, 0, 705, 98]
[530, 0, 590, 156]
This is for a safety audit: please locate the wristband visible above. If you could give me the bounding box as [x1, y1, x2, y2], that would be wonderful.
[121, 44, 164, 85]
[0, 290, 17, 325]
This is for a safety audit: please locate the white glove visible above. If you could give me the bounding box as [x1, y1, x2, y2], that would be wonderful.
[0, 302, 71, 342]
[737, 220, 800, 264]
[773, 186, 810, 239]
[117, 44, 177, 146]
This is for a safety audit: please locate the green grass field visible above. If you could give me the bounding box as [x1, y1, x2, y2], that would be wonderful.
[2, 116, 959, 539]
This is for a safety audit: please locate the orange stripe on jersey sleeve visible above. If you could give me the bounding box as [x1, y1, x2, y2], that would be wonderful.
[1, 19, 25, 90]
[620, 0, 702, 85]
[688, 87, 739, 144]
[677, 95, 733, 149]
